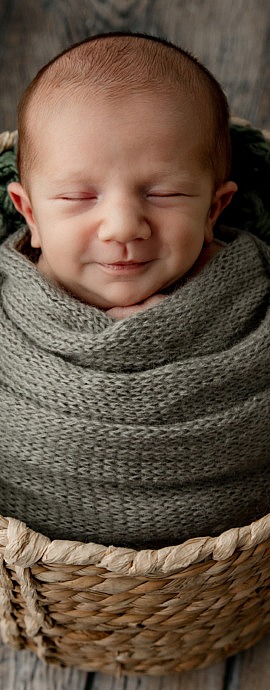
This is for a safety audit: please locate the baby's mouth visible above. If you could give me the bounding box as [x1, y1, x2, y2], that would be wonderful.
[99, 261, 150, 272]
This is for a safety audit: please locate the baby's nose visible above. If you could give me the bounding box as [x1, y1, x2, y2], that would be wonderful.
[98, 201, 151, 243]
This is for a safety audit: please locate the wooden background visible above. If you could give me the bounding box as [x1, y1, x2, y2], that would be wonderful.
[0, 0, 269, 132]
[0, 0, 270, 688]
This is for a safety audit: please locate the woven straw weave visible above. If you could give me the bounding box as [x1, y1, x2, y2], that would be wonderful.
[0, 513, 270, 675]
[0, 123, 270, 676]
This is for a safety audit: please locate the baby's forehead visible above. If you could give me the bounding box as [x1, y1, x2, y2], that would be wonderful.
[27, 35, 214, 119]
[19, 36, 228, 187]
[31, 85, 208, 155]
[29, 78, 210, 141]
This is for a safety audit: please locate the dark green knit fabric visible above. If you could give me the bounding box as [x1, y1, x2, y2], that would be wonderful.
[0, 224, 270, 548]
[0, 149, 20, 245]
[220, 125, 270, 244]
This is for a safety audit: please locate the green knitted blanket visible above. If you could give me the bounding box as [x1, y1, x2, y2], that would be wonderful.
[0, 223, 270, 548]
[0, 124, 270, 549]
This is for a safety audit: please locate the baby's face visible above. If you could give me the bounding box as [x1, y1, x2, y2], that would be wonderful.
[13, 91, 224, 309]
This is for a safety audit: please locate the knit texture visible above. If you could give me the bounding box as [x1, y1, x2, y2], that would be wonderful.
[0, 225, 270, 548]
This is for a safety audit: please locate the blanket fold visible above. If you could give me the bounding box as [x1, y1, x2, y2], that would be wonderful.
[0, 225, 270, 548]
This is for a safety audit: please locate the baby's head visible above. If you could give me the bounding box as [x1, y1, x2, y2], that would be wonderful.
[9, 33, 237, 309]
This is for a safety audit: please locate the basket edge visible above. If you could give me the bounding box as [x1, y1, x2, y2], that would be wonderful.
[1, 511, 270, 577]
[0, 130, 17, 154]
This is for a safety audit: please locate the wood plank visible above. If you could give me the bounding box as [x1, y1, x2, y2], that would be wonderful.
[152, 0, 270, 128]
[0, 642, 89, 690]
[0, 0, 150, 132]
[91, 662, 226, 690]
[233, 634, 270, 690]
[0, 0, 269, 131]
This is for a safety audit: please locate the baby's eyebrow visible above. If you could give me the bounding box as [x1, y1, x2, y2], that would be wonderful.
[48, 168, 200, 189]
[146, 167, 203, 184]
[50, 171, 93, 186]
[53, 179, 90, 187]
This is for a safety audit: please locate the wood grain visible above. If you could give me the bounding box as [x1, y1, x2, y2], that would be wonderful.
[151, 0, 270, 128]
[91, 663, 226, 690]
[231, 635, 270, 690]
[0, 642, 89, 690]
[0, 0, 269, 130]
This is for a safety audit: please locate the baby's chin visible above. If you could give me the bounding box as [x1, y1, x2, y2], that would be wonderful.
[96, 277, 177, 310]
[105, 293, 167, 319]
[96, 288, 163, 310]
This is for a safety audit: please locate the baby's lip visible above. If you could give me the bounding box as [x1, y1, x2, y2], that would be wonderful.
[98, 260, 151, 272]
[99, 260, 151, 267]
[104, 260, 149, 265]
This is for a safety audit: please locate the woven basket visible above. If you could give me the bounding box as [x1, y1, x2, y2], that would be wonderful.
[1, 514, 270, 676]
[0, 123, 270, 676]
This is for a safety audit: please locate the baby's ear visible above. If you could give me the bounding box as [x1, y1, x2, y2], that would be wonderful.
[8, 182, 40, 247]
[205, 180, 238, 242]
[8, 182, 33, 221]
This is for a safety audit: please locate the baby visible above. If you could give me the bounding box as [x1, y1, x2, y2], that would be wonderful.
[2, 33, 269, 549]
[8, 32, 237, 317]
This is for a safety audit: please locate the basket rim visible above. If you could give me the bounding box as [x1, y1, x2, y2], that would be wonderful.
[1, 511, 270, 577]
[0, 130, 17, 154]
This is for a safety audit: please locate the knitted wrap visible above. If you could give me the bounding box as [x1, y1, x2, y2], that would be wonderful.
[0, 224, 270, 549]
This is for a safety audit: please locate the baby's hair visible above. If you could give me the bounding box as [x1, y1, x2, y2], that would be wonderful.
[17, 32, 232, 189]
